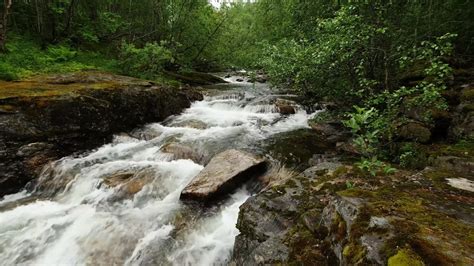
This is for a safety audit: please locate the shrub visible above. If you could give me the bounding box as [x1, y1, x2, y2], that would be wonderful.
[119, 42, 173, 80]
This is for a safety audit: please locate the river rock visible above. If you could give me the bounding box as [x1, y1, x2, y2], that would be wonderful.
[275, 98, 296, 115]
[102, 170, 155, 198]
[160, 143, 204, 163]
[180, 149, 267, 201]
[170, 119, 208, 129]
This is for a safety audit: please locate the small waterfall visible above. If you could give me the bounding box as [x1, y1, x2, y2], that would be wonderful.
[0, 81, 319, 265]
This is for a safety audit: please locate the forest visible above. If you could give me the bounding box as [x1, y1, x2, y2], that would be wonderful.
[2, 0, 472, 170]
[0, 0, 473, 265]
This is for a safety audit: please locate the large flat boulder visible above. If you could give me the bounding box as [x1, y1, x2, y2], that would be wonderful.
[180, 149, 267, 201]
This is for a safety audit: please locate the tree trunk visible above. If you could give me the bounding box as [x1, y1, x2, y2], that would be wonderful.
[0, 0, 13, 52]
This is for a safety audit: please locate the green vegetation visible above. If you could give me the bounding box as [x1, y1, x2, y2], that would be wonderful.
[0, 0, 226, 80]
[388, 248, 425, 266]
[1, 0, 473, 172]
[0, 37, 117, 80]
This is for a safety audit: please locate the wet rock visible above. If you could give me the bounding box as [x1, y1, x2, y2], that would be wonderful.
[264, 129, 335, 169]
[102, 170, 154, 198]
[277, 105, 296, 115]
[170, 119, 208, 130]
[396, 122, 431, 143]
[0, 71, 202, 196]
[180, 149, 267, 201]
[103, 172, 135, 187]
[275, 98, 296, 115]
[160, 143, 204, 163]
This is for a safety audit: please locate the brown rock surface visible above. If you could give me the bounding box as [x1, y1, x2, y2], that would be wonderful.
[180, 149, 267, 201]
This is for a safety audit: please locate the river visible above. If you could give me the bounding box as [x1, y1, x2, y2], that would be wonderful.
[0, 78, 318, 265]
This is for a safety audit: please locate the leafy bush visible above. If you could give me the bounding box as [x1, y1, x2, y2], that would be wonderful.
[119, 42, 173, 80]
[47, 45, 77, 62]
[260, 6, 381, 101]
[356, 157, 396, 177]
[398, 143, 428, 169]
[344, 106, 395, 176]
[0, 62, 19, 81]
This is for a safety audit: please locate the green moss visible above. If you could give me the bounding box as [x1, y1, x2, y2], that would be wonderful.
[462, 104, 474, 113]
[461, 87, 474, 101]
[343, 243, 367, 264]
[0, 72, 158, 100]
[388, 248, 424, 266]
[443, 140, 474, 158]
[337, 188, 374, 198]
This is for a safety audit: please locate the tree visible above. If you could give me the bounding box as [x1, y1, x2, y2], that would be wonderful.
[0, 0, 12, 52]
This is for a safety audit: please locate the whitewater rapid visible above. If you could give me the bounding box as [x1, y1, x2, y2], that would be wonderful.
[0, 82, 318, 265]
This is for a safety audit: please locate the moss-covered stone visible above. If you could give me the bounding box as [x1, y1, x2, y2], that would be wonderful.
[461, 86, 474, 102]
[388, 248, 424, 266]
[396, 122, 431, 143]
[262, 128, 334, 169]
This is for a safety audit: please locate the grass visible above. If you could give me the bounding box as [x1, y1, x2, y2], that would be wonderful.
[0, 36, 119, 81]
[0, 36, 183, 87]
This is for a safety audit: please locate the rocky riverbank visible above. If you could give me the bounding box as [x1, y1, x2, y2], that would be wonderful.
[229, 68, 474, 265]
[231, 142, 473, 265]
[0, 71, 203, 196]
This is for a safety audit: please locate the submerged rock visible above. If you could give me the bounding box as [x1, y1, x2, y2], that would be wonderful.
[160, 143, 204, 163]
[180, 149, 267, 201]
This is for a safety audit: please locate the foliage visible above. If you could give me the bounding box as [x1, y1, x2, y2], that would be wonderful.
[259, 6, 381, 101]
[119, 42, 173, 80]
[0, 37, 117, 80]
[356, 157, 396, 177]
[343, 106, 395, 176]
[343, 106, 380, 158]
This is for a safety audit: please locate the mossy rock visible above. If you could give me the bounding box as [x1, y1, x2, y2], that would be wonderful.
[396, 122, 431, 143]
[388, 248, 424, 266]
[263, 129, 334, 170]
[461, 86, 474, 102]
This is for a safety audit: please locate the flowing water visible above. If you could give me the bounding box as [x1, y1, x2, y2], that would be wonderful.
[0, 79, 319, 265]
